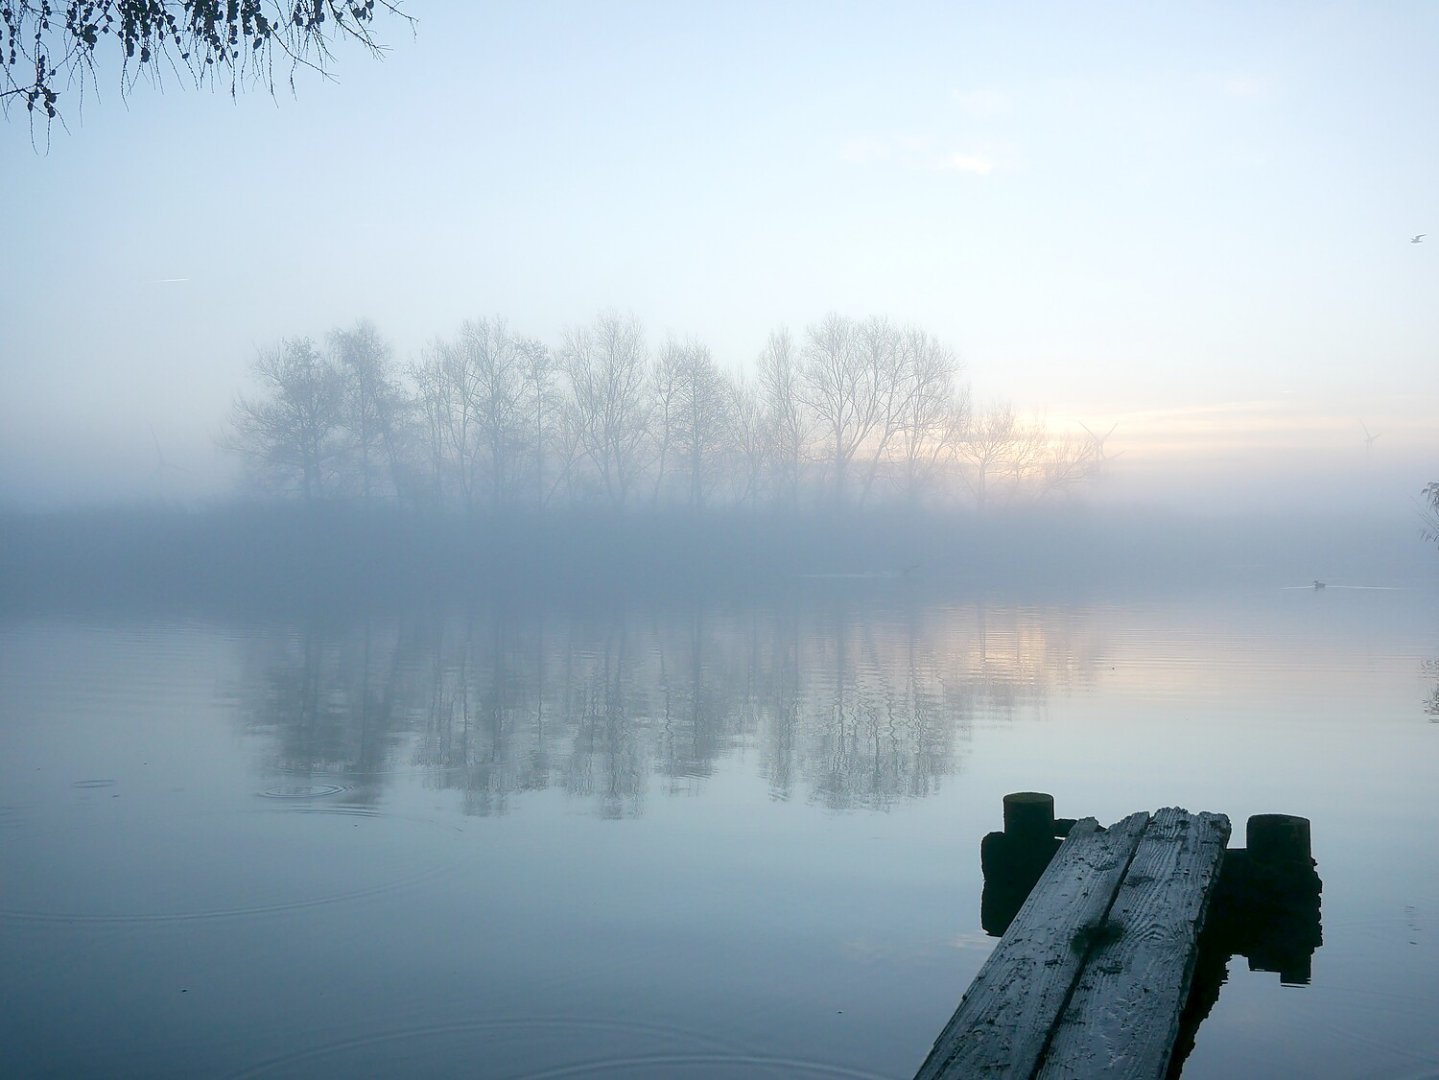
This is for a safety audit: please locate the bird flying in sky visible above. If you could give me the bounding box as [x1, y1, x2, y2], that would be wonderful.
[1411, 234, 1426, 243]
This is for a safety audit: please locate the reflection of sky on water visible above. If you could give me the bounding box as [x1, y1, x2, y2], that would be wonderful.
[1, 585, 1436, 1078]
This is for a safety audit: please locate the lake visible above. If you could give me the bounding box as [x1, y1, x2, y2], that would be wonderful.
[3, 581, 1437, 1078]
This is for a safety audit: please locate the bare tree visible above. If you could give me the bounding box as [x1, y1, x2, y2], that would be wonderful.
[798, 314, 945, 507]
[726, 374, 766, 507]
[956, 400, 1017, 510]
[412, 335, 481, 509]
[797, 314, 885, 506]
[1004, 413, 1051, 502]
[518, 337, 559, 509]
[852, 316, 910, 505]
[955, 405, 1107, 508]
[650, 338, 732, 508]
[669, 340, 731, 508]
[545, 396, 588, 506]
[650, 340, 683, 505]
[1034, 423, 1110, 498]
[408, 319, 538, 512]
[330, 321, 411, 503]
[461, 318, 530, 511]
[561, 312, 652, 508]
[757, 327, 809, 510]
[226, 338, 346, 501]
[992, 413, 1110, 504]
[893, 329, 966, 506]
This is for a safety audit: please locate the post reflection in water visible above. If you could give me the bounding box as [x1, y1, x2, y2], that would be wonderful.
[235, 598, 1111, 815]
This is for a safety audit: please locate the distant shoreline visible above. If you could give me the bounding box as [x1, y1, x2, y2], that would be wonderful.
[2, 501, 1431, 616]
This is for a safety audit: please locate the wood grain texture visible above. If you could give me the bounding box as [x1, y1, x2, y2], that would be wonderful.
[1036, 808, 1231, 1080]
[914, 812, 1151, 1079]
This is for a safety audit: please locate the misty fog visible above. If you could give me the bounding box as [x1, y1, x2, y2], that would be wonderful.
[3, 306, 1434, 609]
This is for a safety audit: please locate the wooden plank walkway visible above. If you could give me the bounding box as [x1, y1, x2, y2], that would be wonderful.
[915, 807, 1231, 1080]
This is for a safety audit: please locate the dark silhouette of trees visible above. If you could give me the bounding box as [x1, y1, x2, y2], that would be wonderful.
[1, 0, 412, 126]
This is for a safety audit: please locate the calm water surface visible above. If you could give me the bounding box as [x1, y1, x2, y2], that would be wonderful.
[3, 584, 1437, 1078]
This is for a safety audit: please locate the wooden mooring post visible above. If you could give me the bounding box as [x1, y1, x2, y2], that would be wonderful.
[916, 794, 1322, 1080]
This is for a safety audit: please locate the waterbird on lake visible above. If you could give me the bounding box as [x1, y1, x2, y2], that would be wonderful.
[1412, 234, 1426, 243]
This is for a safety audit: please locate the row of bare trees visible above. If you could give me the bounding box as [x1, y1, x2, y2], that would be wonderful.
[225, 312, 1110, 511]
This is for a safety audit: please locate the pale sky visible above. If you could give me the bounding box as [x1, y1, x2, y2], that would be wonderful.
[2, 1, 1436, 511]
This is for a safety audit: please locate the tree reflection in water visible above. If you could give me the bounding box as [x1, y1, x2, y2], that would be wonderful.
[236, 598, 1112, 815]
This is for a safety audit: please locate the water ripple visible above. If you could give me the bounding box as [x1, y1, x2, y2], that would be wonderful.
[0, 859, 451, 925]
[515, 1054, 894, 1079]
[257, 784, 348, 799]
[228, 1017, 755, 1078]
[0, 810, 457, 925]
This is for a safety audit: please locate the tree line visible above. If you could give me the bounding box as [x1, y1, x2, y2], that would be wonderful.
[224, 312, 1111, 514]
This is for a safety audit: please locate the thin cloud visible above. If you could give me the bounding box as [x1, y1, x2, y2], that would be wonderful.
[841, 135, 1003, 176]
[1215, 72, 1270, 99]
[951, 87, 1011, 117]
[937, 152, 995, 175]
[839, 137, 891, 164]
[893, 133, 936, 154]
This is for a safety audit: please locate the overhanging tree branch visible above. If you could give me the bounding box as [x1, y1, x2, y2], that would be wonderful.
[1, 0, 413, 127]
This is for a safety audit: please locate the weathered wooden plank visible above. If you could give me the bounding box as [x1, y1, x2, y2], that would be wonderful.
[1036, 808, 1231, 1080]
[915, 812, 1151, 1080]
